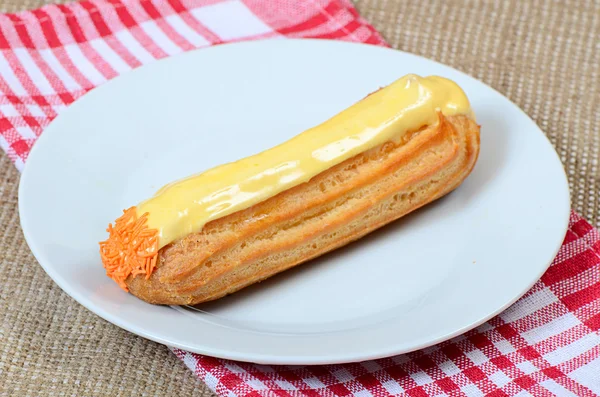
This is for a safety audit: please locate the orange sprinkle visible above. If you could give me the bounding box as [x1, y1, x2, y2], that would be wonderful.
[99, 206, 159, 291]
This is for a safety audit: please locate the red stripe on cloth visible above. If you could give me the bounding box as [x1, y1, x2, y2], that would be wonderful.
[314, 19, 362, 40]
[0, 52, 54, 120]
[0, 24, 11, 48]
[548, 265, 598, 299]
[29, 9, 95, 89]
[140, 1, 194, 51]
[108, 0, 138, 28]
[562, 228, 579, 245]
[0, 93, 41, 134]
[167, 0, 223, 44]
[592, 239, 600, 253]
[104, 0, 169, 59]
[533, 324, 593, 358]
[508, 302, 567, 333]
[554, 346, 600, 397]
[542, 249, 599, 285]
[585, 312, 600, 331]
[297, 390, 322, 397]
[275, 6, 330, 35]
[562, 282, 600, 311]
[5, 14, 75, 104]
[218, 373, 246, 391]
[436, 377, 461, 394]
[84, 0, 147, 67]
[563, 344, 600, 376]
[9, 137, 30, 156]
[362, 29, 384, 45]
[56, 4, 87, 43]
[327, 383, 353, 396]
[283, 0, 350, 37]
[0, 117, 16, 136]
[30, 9, 61, 47]
[5, 14, 34, 47]
[272, 390, 292, 397]
[69, 38, 118, 79]
[55, 3, 118, 79]
[0, 121, 33, 163]
[571, 218, 595, 238]
[78, 1, 112, 37]
[572, 295, 600, 328]
[54, 4, 86, 43]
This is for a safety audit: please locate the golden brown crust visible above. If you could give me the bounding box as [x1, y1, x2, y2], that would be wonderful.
[127, 114, 480, 305]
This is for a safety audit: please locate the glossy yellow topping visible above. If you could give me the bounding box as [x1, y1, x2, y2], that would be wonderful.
[137, 74, 473, 248]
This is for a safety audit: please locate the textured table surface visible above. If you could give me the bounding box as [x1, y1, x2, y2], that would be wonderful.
[1, 0, 598, 395]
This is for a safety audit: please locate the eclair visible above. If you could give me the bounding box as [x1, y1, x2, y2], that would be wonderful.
[99, 74, 480, 305]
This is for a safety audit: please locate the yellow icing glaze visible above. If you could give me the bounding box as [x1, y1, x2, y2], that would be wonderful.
[137, 74, 473, 248]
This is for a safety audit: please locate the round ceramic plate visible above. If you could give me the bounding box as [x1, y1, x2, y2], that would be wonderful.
[19, 39, 570, 365]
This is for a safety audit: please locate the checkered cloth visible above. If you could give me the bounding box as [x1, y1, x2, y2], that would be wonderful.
[1, 0, 599, 396]
[0, 0, 384, 169]
[172, 212, 600, 396]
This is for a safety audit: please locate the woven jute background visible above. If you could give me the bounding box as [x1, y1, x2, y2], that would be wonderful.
[1, 0, 598, 395]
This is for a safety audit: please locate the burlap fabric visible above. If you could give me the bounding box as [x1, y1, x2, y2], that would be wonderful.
[0, 0, 598, 395]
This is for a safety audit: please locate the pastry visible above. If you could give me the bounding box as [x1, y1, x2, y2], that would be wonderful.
[99, 74, 480, 305]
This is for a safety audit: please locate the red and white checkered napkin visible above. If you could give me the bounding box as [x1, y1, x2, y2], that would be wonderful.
[174, 211, 600, 397]
[1, 0, 599, 395]
[0, 0, 385, 169]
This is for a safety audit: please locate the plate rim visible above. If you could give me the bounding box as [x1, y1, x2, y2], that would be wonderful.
[18, 38, 571, 365]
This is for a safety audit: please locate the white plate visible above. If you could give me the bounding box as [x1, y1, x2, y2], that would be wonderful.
[19, 39, 570, 365]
